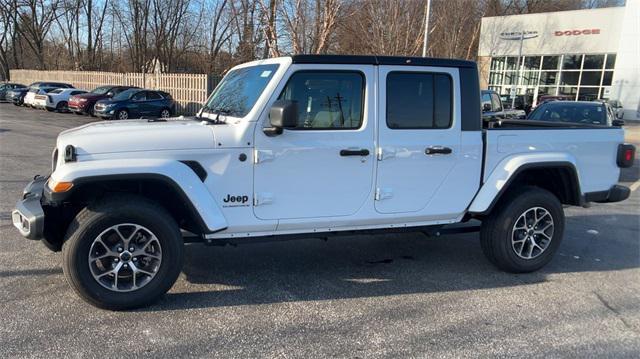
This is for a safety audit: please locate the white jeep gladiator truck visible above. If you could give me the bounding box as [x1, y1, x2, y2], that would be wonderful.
[12, 55, 635, 310]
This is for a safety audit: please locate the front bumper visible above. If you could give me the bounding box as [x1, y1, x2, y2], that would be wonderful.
[12, 176, 47, 240]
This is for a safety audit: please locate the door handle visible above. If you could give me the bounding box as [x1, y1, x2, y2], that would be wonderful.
[425, 146, 452, 155]
[340, 149, 370, 156]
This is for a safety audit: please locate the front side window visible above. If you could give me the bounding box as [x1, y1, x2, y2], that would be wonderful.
[204, 64, 279, 118]
[131, 92, 146, 101]
[278, 71, 364, 129]
[386, 72, 452, 129]
[113, 89, 137, 101]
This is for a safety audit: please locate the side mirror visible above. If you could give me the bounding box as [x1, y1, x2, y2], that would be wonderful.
[612, 119, 625, 127]
[106, 91, 114, 97]
[264, 100, 298, 136]
[482, 103, 492, 112]
[615, 108, 624, 119]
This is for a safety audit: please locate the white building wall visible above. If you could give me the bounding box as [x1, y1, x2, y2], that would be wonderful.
[479, 7, 625, 57]
[611, 0, 640, 121]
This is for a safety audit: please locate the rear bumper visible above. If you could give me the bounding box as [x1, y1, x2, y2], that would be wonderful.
[12, 176, 47, 240]
[584, 185, 630, 204]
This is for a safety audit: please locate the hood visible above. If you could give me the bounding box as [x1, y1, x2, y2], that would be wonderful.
[74, 92, 106, 100]
[57, 119, 217, 156]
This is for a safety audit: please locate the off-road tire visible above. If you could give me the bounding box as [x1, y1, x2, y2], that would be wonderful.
[480, 186, 565, 273]
[62, 195, 184, 310]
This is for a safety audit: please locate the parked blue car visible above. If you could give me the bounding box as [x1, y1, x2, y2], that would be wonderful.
[94, 88, 175, 120]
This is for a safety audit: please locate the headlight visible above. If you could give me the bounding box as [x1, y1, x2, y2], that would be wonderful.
[79, 98, 88, 102]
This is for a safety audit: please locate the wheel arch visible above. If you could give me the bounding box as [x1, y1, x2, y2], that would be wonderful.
[469, 156, 582, 216]
[46, 159, 228, 236]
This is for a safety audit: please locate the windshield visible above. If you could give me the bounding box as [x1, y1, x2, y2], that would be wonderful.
[529, 103, 607, 125]
[91, 86, 111, 95]
[112, 89, 137, 101]
[202, 64, 279, 118]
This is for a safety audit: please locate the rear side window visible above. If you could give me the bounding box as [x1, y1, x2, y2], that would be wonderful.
[147, 91, 162, 100]
[71, 91, 84, 95]
[278, 71, 364, 129]
[386, 72, 452, 129]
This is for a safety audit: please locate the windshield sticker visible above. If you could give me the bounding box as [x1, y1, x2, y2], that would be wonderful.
[260, 70, 272, 78]
[597, 107, 602, 112]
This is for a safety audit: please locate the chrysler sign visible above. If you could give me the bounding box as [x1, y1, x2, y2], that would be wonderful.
[499, 31, 539, 40]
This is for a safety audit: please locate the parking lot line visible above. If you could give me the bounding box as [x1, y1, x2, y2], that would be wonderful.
[630, 179, 640, 192]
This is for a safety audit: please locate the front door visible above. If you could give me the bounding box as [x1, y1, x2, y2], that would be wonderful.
[375, 66, 461, 216]
[253, 65, 375, 221]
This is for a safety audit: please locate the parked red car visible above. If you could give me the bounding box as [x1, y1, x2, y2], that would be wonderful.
[69, 85, 138, 116]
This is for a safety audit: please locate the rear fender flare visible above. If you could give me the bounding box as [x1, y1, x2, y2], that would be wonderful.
[468, 152, 581, 214]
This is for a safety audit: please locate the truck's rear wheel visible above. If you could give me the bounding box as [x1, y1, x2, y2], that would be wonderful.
[62, 196, 183, 310]
[480, 186, 564, 273]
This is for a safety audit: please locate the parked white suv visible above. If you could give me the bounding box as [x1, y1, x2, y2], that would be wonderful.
[33, 88, 88, 112]
[23, 82, 74, 107]
[12, 55, 635, 310]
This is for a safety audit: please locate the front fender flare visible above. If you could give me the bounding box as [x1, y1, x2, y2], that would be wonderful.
[468, 152, 581, 214]
[49, 159, 228, 233]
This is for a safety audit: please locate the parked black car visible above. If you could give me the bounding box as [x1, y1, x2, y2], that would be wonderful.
[0, 83, 27, 101]
[8, 87, 29, 106]
[527, 101, 623, 126]
[94, 88, 175, 120]
[481, 90, 526, 123]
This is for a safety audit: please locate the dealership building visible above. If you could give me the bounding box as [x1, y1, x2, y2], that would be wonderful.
[477, 1, 639, 120]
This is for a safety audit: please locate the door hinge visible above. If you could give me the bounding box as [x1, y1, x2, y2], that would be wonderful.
[254, 192, 274, 206]
[375, 188, 393, 201]
[254, 149, 274, 164]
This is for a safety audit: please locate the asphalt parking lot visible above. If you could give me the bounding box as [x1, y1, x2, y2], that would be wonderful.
[1, 102, 639, 358]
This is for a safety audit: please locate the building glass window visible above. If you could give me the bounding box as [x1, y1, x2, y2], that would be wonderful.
[523, 56, 541, 71]
[486, 52, 615, 105]
[562, 55, 582, 70]
[539, 72, 558, 85]
[583, 55, 604, 70]
[560, 72, 580, 86]
[580, 72, 602, 86]
[542, 56, 560, 70]
[605, 54, 616, 69]
[491, 57, 505, 71]
[602, 71, 613, 86]
[577, 87, 600, 101]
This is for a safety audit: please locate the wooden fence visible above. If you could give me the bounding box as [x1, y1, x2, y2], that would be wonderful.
[9, 70, 219, 115]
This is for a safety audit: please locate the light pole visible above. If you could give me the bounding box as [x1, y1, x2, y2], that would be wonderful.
[499, 30, 537, 109]
[422, 0, 431, 57]
[512, 32, 524, 109]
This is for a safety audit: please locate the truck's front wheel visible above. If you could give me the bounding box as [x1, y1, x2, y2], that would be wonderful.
[62, 196, 183, 310]
[480, 187, 565, 273]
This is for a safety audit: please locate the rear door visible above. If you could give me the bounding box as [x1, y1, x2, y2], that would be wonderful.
[130, 91, 147, 117]
[145, 91, 164, 116]
[375, 66, 462, 217]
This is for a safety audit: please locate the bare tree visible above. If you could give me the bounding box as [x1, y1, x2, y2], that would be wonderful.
[15, 0, 61, 69]
[280, 0, 340, 54]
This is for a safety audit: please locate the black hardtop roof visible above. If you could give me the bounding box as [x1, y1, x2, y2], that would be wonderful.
[291, 54, 476, 69]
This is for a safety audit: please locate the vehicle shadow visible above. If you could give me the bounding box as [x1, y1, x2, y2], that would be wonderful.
[142, 213, 639, 312]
